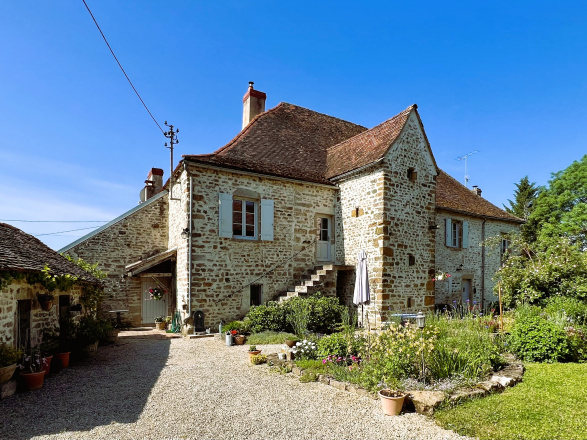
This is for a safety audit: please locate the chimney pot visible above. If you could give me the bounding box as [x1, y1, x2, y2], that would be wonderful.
[471, 185, 482, 196]
[242, 82, 266, 129]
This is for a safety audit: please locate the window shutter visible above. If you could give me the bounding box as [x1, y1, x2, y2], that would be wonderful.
[462, 221, 469, 248]
[445, 218, 452, 247]
[218, 193, 233, 238]
[260, 199, 274, 241]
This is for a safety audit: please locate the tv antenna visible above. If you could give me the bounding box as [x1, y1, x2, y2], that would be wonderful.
[455, 150, 479, 188]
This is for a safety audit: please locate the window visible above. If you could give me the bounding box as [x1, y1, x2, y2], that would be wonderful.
[500, 236, 509, 264]
[219, 193, 274, 241]
[445, 219, 469, 249]
[233, 198, 257, 239]
[407, 167, 417, 182]
[408, 254, 415, 266]
[250, 284, 262, 306]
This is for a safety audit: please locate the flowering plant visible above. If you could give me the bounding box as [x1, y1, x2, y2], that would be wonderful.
[433, 270, 452, 281]
[146, 287, 166, 301]
[291, 339, 317, 360]
[230, 330, 238, 336]
[322, 354, 361, 371]
[18, 349, 46, 374]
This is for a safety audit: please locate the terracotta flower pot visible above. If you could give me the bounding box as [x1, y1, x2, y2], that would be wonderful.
[284, 339, 298, 348]
[0, 364, 17, 383]
[42, 356, 53, 376]
[233, 335, 246, 345]
[155, 322, 166, 331]
[379, 390, 405, 416]
[20, 371, 45, 391]
[248, 350, 262, 362]
[106, 329, 119, 344]
[53, 352, 70, 372]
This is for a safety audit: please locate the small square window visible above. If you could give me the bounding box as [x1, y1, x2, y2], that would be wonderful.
[407, 168, 417, 182]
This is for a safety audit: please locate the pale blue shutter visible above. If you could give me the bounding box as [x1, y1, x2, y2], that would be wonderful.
[445, 218, 452, 247]
[218, 193, 233, 238]
[462, 221, 469, 248]
[260, 199, 274, 241]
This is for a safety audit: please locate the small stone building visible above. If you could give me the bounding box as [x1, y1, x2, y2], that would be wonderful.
[60, 84, 522, 328]
[0, 223, 100, 347]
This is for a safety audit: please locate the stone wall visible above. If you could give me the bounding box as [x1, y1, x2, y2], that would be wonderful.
[0, 279, 82, 346]
[336, 111, 437, 327]
[171, 164, 338, 328]
[64, 194, 169, 325]
[434, 211, 519, 306]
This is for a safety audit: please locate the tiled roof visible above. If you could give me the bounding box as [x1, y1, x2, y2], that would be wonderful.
[184, 102, 367, 184]
[326, 105, 416, 179]
[0, 223, 100, 282]
[436, 171, 523, 223]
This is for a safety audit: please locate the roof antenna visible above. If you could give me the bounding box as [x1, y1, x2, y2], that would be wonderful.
[164, 122, 180, 200]
[455, 150, 479, 188]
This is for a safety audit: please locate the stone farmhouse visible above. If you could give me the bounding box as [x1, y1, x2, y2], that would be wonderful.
[0, 223, 99, 347]
[60, 84, 522, 329]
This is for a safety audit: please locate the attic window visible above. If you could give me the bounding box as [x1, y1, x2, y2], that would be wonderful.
[407, 168, 417, 182]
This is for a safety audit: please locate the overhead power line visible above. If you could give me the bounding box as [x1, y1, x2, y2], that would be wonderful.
[1, 219, 109, 223]
[82, 0, 165, 134]
[34, 226, 101, 237]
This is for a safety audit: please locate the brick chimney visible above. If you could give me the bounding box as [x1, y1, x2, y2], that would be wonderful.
[472, 185, 482, 196]
[242, 82, 266, 129]
[140, 168, 164, 202]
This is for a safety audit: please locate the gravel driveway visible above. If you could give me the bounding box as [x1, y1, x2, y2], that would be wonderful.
[0, 333, 471, 440]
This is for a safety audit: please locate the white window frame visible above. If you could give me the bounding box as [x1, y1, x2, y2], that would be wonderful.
[218, 193, 274, 241]
[232, 197, 258, 240]
[445, 218, 469, 249]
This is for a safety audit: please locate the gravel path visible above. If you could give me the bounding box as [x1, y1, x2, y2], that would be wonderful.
[0, 334, 471, 440]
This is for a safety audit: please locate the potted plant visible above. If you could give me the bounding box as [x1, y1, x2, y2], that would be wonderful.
[284, 336, 300, 348]
[53, 317, 76, 371]
[75, 316, 107, 357]
[0, 343, 22, 383]
[40, 327, 60, 376]
[37, 293, 55, 311]
[378, 389, 406, 416]
[155, 316, 166, 331]
[18, 349, 46, 391]
[146, 287, 166, 301]
[248, 345, 261, 362]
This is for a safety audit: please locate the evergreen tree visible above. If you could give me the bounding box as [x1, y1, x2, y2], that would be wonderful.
[504, 176, 540, 220]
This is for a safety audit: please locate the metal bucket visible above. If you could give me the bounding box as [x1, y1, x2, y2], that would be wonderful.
[225, 333, 233, 346]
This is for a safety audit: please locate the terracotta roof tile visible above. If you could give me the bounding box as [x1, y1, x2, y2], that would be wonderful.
[436, 170, 523, 223]
[0, 223, 100, 282]
[325, 105, 415, 178]
[184, 102, 367, 184]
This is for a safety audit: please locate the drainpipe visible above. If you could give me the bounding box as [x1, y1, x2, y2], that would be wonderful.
[481, 217, 487, 307]
[188, 174, 193, 318]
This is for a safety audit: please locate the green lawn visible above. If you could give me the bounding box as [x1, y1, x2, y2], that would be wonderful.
[434, 363, 587, 440]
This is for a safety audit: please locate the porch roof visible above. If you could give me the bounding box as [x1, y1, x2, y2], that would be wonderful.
[125, 248, 177, 277]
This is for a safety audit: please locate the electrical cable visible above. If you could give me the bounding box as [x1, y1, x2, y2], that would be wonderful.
[34, 226, 101, 236]
[82, 0, 165, 134]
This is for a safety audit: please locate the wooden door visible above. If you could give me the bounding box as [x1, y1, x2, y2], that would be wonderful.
[316, 216, 332, 262]
[141, 278, 170, 324]
[462, 279, 472, 305]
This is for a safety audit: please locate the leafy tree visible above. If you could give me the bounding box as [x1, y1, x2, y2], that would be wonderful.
[493, 234, 587, 307]
[504, 176, 540, 220]
[526, 155, 587, 246]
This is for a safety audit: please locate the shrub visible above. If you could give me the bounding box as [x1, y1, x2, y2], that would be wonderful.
[222, 321, 245, 333]
[544, 297, 587, 326]
[0, 343, 22, 367]
[283, 293, 345, 334]
[509, 314, 570, 362]
[245, 302, 286, 333]
[316, 332, 361, 359]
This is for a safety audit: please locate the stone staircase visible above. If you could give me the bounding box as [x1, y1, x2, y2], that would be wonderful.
[277, 264, 335, 302]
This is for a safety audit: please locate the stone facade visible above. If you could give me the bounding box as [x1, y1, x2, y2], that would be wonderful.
[335, 112, 436, 327]
[434, 211, 518, 306]
[168, 164, 338, 328]
[0, 280, 82, 346]
[65, 194, 169, 325]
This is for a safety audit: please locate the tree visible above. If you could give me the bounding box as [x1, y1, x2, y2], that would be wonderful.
[526, 155, 587, 247]
[504, 176, 540, 220]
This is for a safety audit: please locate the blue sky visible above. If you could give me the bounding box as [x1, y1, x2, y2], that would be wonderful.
[1, 1, 586, 250]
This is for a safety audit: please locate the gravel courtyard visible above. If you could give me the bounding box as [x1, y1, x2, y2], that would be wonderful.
[0, 332, 471, 440]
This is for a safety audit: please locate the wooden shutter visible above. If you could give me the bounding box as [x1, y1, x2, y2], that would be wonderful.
[260, 199, 274, 241]
[462, 221, 469, 248]
[218, 193, 233, 238]
[445, 218, 452, 247]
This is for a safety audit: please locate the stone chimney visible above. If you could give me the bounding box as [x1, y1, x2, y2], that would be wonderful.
[242, 81, 266, 129]
[472, 185, 482, 196]
[140, 168, 164, 203]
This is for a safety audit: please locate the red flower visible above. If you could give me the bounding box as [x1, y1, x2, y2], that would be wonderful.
[230, 330, 237, 335]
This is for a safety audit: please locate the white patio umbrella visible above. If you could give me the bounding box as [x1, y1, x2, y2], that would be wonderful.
[353, 250, 370, 327]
